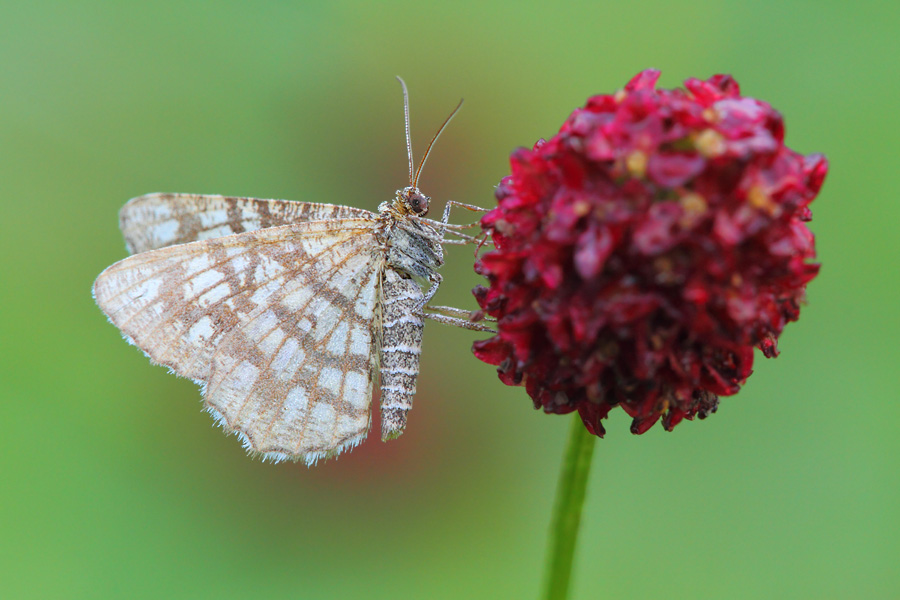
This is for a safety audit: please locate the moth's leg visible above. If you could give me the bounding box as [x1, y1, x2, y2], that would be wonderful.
[441, 200, 489, 227]
[424, 303, 497, 332]
[438, 238, 470, 246]
[416, 217, 478, 232]
[420, 271, 442, 309]
[426, 304, 496, 323]
[440, 230, 492, 245]
[418, 201, 488, 233]
[423, 310, 497, 333]
[417, 214, 490, 249]
[440, 201, 490, 249]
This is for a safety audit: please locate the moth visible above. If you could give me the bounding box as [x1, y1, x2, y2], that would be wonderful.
[93, 79, 493, 465]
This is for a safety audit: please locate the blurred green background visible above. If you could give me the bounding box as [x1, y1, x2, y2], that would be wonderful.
[2, 1, 897, 598]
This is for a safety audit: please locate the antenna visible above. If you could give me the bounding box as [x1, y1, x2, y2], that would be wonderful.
[413, 97, 464, 189]
[396, 76, 414, 186]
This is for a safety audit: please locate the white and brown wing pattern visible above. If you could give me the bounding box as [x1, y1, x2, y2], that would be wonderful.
[93, 217, 385, 464]
[119, 193, 375, 254]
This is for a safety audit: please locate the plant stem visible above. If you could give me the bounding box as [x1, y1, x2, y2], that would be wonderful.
[541, 414, 597, 600]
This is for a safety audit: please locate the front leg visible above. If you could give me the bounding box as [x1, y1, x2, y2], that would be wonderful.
[441, 200, 489, 227]
[416, 201, 488, 241]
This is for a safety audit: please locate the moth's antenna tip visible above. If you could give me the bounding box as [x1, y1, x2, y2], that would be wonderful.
[397, 77, 414, 186]
[412, 96, 464, 189]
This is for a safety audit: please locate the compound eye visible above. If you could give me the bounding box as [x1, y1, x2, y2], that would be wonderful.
[411, 193, 429, 215]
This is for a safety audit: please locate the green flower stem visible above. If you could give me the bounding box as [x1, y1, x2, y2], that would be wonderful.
[541, 413, 597, 600]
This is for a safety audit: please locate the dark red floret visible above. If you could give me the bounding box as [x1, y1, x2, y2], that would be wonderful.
[473, 70, 826, 436]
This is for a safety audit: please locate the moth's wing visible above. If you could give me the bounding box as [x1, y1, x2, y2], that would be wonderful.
[119, 192, 376, 254]
[93, 218, 384, 464]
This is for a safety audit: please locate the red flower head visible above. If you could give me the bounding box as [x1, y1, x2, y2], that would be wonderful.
[473, 70, 827, 436]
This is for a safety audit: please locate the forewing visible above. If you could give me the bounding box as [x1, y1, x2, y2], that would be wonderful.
[93, 218, 384, 464]
[119, 192, 375, 254]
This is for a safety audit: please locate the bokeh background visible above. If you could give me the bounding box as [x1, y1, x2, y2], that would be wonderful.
[2, 1, 897, 598]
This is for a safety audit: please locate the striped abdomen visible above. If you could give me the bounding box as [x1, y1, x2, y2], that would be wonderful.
[379, 269, 425, 440]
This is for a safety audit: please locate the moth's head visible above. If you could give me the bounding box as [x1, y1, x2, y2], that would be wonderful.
[398, 186, 430, 216]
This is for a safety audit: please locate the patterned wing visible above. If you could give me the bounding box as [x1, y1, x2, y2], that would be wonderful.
[93, 218, 385, 464]
[119, 192, 376, 254]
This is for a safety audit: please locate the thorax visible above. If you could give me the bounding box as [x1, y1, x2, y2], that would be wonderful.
[376, 199, 444, 283]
